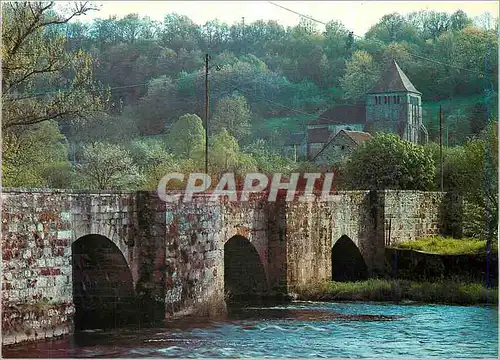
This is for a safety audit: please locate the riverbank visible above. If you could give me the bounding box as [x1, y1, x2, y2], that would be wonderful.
[295, 279, 498, 305]
[394, 236, 498, 255]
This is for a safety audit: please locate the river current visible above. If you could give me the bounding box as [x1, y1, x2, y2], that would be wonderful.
[3, 301, 498, 358]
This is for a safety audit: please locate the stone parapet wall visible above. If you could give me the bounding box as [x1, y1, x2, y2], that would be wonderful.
[383, 190, 448, 246]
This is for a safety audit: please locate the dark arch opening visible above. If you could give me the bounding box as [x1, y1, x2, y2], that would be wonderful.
[72, 235, 137, 330]
[331, 235, 369, 282]
[224, 235, 268, 301]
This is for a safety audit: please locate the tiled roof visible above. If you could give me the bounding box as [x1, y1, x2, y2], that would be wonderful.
[368, 60, 420, 94]
[311, 130, 372, 161]
[307, 127, 331, 143]
[343, 130, 372, 145]
[309, 104, 366, 125]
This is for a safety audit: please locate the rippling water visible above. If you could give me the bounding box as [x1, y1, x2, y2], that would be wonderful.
[3, 302, 498, 358]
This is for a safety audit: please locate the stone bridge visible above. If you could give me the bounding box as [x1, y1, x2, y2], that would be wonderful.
[1, 188, 457, 345]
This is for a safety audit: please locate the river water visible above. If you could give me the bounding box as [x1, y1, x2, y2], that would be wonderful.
[3, 301, 498, 358]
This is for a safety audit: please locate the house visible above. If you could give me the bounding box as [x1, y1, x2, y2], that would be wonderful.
[311, 130, 372, 165]
[307, 104, 366, 159]
[306, 60, 428, 159]
[283, 132, 307, 161]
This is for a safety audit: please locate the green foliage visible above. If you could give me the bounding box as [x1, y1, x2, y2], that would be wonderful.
[127, 138, 178, 190]
[296, 279, 498, 305]
[41, 162, 75, 189]
[133, 75, 181, 134]
[6, 5, 499, 192]
[340, 50, 380, 102]
[244, 139, 295, 174]
[77, 142, 142, 190]
[394, 236, 496, 255]
[166, 113, 205, 159]
[211, 95, 252, 140]
[2, 2, 105, 131]
[63, 112, 139, 144]
[207, 129, 257, 175]
[254, 114, 312, 134]
[2, 121, 72, 188]
[343, 133, 435, 190]
[425, 123, 498, 239]
[437, 124, 498, 238]
[128, 138, 169, 169]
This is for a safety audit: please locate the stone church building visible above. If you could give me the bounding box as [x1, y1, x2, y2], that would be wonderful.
[304, 60, 428, 161]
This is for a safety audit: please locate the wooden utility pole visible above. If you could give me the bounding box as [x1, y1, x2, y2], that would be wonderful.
[439, 105, 443, 192]
[242, 17, 245, 54]
[485, 40, 493, 290]
[205, 53, 209, 175]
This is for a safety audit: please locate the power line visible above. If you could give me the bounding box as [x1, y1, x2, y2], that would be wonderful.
[4, 58, 233, 101]
[212, 76, 351, 126]
[267, 1, 487, 76]
[4, 70, 208, 100]
[268, 1, 327, 26]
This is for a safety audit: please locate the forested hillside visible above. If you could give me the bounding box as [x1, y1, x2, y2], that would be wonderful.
[2, 2, 498, 190]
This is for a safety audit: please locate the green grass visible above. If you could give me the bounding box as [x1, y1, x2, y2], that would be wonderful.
[423, 94, 486, 117]
[394, 236, 497, 255]
[423, 94, 498, 133]
[254, 114, 315, 133]
[296, 279, 498, 305]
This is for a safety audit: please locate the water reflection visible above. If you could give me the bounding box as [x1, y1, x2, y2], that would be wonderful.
[2, 302, 498, 358]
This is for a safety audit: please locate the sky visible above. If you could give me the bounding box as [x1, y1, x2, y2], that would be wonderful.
[77, 1, 499, 35]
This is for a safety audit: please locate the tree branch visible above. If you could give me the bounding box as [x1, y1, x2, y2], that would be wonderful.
[4, 110, 83, 130]
[4, 57, 72, 94]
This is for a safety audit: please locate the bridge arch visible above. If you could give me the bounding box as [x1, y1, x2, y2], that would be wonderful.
[331, 235, 369, 282]
[224, 235, 269, 300]
[71, 234, 136, 330]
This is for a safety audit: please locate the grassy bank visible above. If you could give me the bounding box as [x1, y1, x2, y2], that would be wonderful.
[296, 279, 498, 305]
[394, 236, 497, 255]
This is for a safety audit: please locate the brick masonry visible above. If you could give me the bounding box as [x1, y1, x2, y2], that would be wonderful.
[1, 188, 460, 345]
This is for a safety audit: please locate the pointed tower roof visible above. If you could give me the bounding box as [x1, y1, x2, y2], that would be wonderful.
[367, 60, 421, 95]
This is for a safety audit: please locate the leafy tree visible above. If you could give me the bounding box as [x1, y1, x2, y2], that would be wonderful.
[133, 75, 181, 134]
[323, 20, 352, 59]
[128, 138, 169, 169]
[160, 13, 202, 51]
[2, 2, 104, 131]
[343, 133, 435, 190]
[244, 139, 294, 173]
[166, 113, 205, 158]
[443, 124, 498, 238]
[366, 13, 418, 44]
[211, 95, 252, 139]
[62, 112, 138, 144]
[208, 130, 256, 176]
[466, 102, 489, 135]
[2, 120, 72, 187]
[77, 142, 142, 190]
[340, 50, 380, 102]
[90, 16, 122, 49]
[127, 138, 180, 190]
[450, 10, 472, 31]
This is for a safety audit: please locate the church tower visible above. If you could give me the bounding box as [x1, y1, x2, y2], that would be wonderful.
[365, 60, 425, 143]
